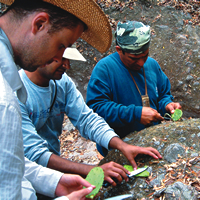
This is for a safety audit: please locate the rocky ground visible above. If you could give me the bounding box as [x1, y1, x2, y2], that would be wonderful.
[98, 118, 200, 199]
[59, 115, 103, 165]
[0, 1, 199, 198]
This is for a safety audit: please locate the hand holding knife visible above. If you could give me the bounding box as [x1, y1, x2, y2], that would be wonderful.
[103, 166, 148, 188]
[127, 166, 148, 177]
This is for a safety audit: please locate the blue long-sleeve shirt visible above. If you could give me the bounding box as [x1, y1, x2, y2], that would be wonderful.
[19, 69, 117, 167]
[86, 52, 173, 138]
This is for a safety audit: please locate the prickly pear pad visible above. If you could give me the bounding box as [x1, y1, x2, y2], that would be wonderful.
[84, 167, 104, 199]
[171, 109, 182, 121]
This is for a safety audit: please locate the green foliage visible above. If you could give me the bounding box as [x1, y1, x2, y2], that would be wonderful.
[124, 165, 150, 177]
[84, 167, 104, 199]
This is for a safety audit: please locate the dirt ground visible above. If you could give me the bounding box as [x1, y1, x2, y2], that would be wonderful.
[59, 115, 104, 165]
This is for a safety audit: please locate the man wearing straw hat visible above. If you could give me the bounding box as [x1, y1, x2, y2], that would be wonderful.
[87, 21, 181, 156]
[0, 0, 113, 199]
[0, 0, 161, 198]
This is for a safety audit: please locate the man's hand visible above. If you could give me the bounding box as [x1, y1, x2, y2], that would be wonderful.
[66, 186, 94, 200]
[109, 137, 162, 170]
[100, 161, 130, 186]
[121, 144, 162, 170]
[140, 107, 164, 125]
[165, 102, 181, 114]
[55, 174, 95, 197]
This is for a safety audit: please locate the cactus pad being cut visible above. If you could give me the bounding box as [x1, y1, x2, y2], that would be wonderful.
[171, 109, 182, 121]
[84, 167, 104, 199]
[164, 109, 183, 121]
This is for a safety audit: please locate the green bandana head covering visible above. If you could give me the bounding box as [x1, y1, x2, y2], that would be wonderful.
[115, 21, 151, 54]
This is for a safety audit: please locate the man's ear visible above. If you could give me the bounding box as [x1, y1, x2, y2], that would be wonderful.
[31, 12, 50, 34]
[116, 45, 122, 53]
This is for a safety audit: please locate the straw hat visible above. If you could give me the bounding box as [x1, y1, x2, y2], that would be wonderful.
[0, 0, 112, 53]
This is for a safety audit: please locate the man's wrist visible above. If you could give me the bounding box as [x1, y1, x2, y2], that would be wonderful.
[108, 136, 124, 150]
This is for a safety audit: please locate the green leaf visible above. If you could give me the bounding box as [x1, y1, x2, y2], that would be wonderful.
[124, 165, 150, 177]
[84, 167, 104, 199]
[171, 109, 182, 121]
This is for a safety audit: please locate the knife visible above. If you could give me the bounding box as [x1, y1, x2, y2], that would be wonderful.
[104, 194, 132, 200]
[103, 166, 148, 187]
[128, 166, 148, 177]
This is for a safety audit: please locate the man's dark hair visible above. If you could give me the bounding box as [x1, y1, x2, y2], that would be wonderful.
[4, 0, 87, 34]
[116, 39, 125, 55]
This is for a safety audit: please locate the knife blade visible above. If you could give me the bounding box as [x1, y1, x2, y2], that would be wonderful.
[104, 194, 132, 200]
[128, 166, 148, 177]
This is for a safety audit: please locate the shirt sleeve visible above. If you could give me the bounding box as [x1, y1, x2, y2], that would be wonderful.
[0, 102, 24, 199]
[19, 100, 52, 167]
[63, 75, 118, 150]
[24, 157, 63, 198]
[156, 66, 174, 116]
[86, 61, 142, 128]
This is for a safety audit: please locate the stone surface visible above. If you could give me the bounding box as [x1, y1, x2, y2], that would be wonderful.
[97, 118, 200, 199]
[164, 143, 185, 163]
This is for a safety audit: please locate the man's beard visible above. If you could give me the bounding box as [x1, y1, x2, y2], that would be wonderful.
[14, 53, 40, 72]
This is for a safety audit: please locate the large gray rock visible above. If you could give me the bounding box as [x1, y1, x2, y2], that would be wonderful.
[164, 182, 198, 200]
[97, 118, 200, 199]
[164, 143, 185, 163]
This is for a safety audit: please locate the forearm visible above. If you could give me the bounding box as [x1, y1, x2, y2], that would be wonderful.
[87, 79, 141, 127]
[157, 71, 174, 115]
[108, 136, 126, 151]
[88, 97, 144, 129]
[47, 154, 95, 177]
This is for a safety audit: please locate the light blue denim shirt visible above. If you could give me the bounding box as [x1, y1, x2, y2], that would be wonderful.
[19, 69, 118, 167]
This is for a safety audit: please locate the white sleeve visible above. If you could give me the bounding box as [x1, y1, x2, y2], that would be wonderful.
[0, 99, 24, 199]
[24, 157, 64, 198]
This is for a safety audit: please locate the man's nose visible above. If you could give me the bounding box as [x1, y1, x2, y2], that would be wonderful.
[136, 58, 145, 66]
[53, 49, 66, 64]
[62, 59, 70, 70]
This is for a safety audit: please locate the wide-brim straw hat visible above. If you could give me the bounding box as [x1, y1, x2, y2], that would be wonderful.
[0, 0, 112, 53]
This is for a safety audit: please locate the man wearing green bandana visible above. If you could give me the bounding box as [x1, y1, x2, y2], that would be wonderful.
[87, 21, 181, 156]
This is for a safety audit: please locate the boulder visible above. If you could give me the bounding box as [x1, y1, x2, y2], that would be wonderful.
[97, 118, 200, 200]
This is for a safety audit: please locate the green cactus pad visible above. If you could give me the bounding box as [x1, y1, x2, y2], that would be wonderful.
[171, 109, 182, 121]
[84, 167, 104, 199]
[124, 165, 150, 177]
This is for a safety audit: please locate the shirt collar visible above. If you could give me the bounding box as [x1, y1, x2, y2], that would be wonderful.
[0, 28, 27, 103]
